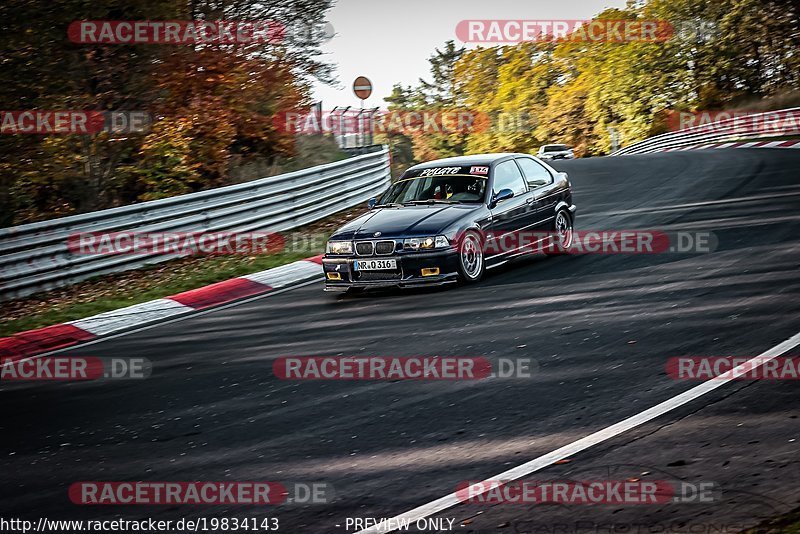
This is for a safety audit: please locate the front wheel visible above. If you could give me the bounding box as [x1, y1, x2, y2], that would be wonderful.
[457, 231, 485, 283]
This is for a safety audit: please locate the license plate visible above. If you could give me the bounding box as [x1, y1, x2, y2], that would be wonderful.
[354, 259, 397, 271]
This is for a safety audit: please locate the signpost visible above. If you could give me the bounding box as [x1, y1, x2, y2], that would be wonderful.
[353, 76, 372, 102]
[351, 77, 375, 148]
[608, 127, 620, 154]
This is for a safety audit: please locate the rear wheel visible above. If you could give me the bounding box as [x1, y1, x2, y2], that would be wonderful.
[457, 231, 485, 283]
[547, 209, 574, 255]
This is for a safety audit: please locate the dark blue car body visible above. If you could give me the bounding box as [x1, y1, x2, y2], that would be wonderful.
[322, 153, 576, 291]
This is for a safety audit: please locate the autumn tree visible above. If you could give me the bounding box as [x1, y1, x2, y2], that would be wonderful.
[0, 0, 335, 225]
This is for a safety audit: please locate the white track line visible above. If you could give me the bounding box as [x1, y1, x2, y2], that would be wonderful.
[356, 330, 800, 534]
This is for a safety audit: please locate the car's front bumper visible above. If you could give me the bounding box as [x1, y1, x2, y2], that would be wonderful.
[322, 248, 460, 291]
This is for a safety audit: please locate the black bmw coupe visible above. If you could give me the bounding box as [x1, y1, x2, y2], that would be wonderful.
[322, 153, 576, 291]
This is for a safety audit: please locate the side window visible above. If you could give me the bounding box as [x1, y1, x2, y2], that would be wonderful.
[492, 160, 527, 196]
[516, 158, 553, 187]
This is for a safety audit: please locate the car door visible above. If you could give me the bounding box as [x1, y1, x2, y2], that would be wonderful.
[487, 159, 533, 261]
[515, 156, 558, 230]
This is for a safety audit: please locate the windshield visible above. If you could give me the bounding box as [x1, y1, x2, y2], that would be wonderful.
[380, 174, 487, 205]
[543, 145, 569, 152]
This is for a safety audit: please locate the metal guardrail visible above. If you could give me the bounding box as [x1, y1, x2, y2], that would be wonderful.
[0, 147, 391, 300]
[612, 108, 800, 155]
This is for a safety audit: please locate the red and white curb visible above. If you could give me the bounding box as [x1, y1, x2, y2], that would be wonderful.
[0, 255, 323, 363]
[662, 139, 800, 152]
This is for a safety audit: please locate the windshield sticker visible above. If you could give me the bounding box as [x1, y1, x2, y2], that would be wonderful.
[470, 166, 489, 174]
[418, 167, 461, 176]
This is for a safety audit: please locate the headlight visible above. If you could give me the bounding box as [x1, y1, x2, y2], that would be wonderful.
[403, 235, 449, 251]
[326, 240, 353, 254]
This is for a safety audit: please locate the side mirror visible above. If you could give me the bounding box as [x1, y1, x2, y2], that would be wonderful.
[490, 188, 514, 208]
[556, 172, 569, 182]
[367, 197, 378, 209]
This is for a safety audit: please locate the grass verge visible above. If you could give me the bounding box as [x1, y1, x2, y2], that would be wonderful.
[743, 507, 800, 533]
[0, 205, 367, 337]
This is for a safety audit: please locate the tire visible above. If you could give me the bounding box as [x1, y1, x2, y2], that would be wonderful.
[457, 230, 486, 283]
[547, 209, 574, 255]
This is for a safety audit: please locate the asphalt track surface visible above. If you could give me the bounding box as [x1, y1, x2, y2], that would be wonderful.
[1, 149, 799, 533]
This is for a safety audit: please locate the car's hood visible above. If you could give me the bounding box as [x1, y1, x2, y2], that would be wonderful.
[331, 205, 477, 240]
